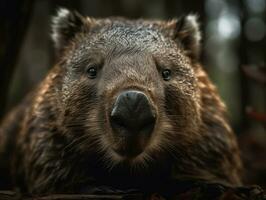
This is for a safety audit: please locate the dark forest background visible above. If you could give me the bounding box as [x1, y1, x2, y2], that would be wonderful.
[0, 0, 265, 188]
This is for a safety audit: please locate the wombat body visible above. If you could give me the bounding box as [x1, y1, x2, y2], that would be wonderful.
[0, 9, 242, 194]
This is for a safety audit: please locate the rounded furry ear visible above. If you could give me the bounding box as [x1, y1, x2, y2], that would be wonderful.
[51, 8, 87, 53]
[168, 14, 201, 60]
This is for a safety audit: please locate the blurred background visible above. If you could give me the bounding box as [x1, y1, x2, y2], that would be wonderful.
[0, 0, 265, 187]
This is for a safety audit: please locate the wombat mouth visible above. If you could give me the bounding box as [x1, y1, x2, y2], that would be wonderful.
[111, 135, 149, 158]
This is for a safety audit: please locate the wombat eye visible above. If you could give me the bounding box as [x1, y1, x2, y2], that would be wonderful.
[87, 66, 97, 79]
[162, 69, 171, 81]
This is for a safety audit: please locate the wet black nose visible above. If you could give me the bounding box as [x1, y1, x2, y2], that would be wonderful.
[110, 90, 156, 136]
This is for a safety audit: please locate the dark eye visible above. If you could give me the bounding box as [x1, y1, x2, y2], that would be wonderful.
[162, 69, 171, 81]
[87, 66, 97, 79]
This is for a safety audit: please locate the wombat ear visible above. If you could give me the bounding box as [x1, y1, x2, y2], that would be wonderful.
[51, 8, 88, 53]
[168, 14, 201, 60]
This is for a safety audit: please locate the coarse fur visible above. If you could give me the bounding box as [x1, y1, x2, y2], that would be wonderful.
[0, 8, 242, 194]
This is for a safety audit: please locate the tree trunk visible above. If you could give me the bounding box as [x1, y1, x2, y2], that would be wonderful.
[0, 0, 34, 120]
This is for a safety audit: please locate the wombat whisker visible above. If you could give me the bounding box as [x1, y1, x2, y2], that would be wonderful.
[63, 134, 102, 153]
[101, 151, 118, 172]
[155, 136, 180, 160]
[130, 156, 148, 174]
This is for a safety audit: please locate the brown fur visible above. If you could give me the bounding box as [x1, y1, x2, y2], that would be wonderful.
[0, 9, 242, 194]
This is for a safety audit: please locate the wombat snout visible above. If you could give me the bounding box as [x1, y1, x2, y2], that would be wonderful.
[110, 90, 156, 137]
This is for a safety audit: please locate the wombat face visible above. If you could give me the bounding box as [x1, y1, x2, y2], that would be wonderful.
[53, 9, 202, 170]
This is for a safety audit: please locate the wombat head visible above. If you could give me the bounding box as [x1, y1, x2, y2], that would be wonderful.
[52, 8, 204, 171]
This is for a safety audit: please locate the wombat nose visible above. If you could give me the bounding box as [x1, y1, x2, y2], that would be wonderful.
[110, 90, 156, 136]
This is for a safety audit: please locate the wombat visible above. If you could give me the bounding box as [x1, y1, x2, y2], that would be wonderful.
[0, 8, 242, 195]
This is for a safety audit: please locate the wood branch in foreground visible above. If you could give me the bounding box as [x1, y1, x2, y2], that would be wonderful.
[0, 181, 265, 200]
[0, 191, 143, 200]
